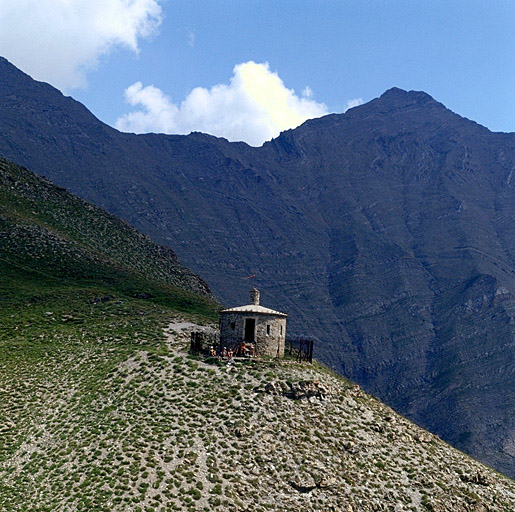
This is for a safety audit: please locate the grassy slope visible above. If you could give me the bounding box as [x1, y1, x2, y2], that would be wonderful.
[0, 156, 218, 315]
[0, 158, 219, 510]
[1, 320, 513, 512]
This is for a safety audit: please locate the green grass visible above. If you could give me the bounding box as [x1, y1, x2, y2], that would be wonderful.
[0, 156, 219, 316]
[0, 157, 220, 509]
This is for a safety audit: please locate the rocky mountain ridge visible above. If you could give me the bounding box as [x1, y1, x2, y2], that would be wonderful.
[0, 56, 513, 477]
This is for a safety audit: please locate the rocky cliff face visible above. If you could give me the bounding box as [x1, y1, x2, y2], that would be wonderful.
[0, 57, 514, 477]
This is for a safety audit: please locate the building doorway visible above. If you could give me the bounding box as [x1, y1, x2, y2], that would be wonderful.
[244, 318, 256, 342]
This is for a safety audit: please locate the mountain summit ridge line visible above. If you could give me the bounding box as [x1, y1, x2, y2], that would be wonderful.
[0, 56, 514, 477]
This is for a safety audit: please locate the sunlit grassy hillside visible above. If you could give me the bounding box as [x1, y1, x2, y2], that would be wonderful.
[0, 157, 220, 509]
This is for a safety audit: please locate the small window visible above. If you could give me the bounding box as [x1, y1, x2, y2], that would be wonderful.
[266, 324, 271, 336]
[231, 322, 235, 330]
[280, 325, 283, 335]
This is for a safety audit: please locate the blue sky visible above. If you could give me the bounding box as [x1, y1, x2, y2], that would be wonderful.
[1, 1, 514, 145]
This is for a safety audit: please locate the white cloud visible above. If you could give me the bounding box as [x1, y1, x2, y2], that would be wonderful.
[0, 0, 162, 90]
[345, 97, 364, 110]
[116, 61, 329, 146]
[187, 31, 196, 48]
[302, 86, 313, 98]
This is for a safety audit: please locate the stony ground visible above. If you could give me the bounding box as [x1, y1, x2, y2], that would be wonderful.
[2, 319, 513, 512]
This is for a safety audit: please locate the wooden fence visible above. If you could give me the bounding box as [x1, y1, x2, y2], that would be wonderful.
[286, 337, 315, 363]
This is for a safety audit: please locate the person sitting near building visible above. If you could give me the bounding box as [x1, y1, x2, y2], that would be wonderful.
[227, 348, 234, 359]
[210, 346, 217, 357]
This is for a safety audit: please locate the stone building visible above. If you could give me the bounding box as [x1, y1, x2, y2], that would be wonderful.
[219, 289, 287, 358]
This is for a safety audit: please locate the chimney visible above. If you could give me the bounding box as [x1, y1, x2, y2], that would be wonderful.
[250, 288, 260, 305]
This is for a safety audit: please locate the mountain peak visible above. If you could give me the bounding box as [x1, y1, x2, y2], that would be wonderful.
[1, 56, 515, 480]
[378, 87, 439, 108]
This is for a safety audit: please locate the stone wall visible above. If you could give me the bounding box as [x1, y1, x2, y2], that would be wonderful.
[220, 312, 286, 358]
